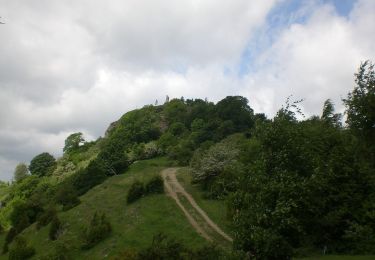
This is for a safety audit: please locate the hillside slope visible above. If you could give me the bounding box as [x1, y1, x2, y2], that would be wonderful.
[0, 158, 232, 259]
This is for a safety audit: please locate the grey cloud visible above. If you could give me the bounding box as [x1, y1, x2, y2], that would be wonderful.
[1, 0, 374, 181]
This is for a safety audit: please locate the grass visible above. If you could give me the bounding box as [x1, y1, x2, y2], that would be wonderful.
[176, 167, 233, 236]
[0, 157, 207, 259]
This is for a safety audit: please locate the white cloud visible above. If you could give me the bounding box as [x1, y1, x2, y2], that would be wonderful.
[1, 0, 375, 181]
[241, 0, 375, 117]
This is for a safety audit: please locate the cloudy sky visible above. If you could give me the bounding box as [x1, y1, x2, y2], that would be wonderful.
[0, 0, 374, 181]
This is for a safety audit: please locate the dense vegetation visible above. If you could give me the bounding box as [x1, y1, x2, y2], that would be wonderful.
[0, 61, 374, 259]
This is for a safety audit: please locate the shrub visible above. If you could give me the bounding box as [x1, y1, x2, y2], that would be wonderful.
[137, 233, 185, 260]
[2, 227, 17, 254]
[36, 207, 57, 230]
[55, 184, 80, 211]
[39, 241, 71, 260]
[82, 212, 112, 249]
[8, 236, 35, 260]
[49, 216, 62, 241]
[145, 175, 164, 194]
[127, 181, 145, 204]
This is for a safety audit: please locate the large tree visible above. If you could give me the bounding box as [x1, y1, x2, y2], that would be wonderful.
[29, 153, 56, 177]
[13, 163, 28, 182]
[63, 132, 85, 154]
[216, 96, 254, 131]
[344, 61, 375, 143]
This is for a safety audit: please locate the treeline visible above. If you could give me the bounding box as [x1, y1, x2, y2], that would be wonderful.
[190, 61, 375, 258]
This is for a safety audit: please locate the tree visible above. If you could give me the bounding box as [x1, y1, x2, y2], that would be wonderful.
[63, 132, 85, 154]
[216, 96, 254, 131]
[344, 61, 375, 143]
[49, 216, 62, 240]
[321, 99, 341, 127]
[29, 153, 56, 176]
[13, 163, 28, 182]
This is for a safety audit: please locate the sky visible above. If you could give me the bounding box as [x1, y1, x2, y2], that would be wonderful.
[0, 0, 374, 181]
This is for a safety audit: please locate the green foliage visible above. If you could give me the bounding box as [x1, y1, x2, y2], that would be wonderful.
[137, 233, 185, 260]
[29, 152, 56, 177]
[55, 183, 80, 211]
[164, 99, 188, 124]
[38, 241, 72, 260]
[36, 207, 56, 229]
[63, 132, 85, 154]
[99, 106, 161, 174]
[9, 198, 43, 232]
[229, 111, 375, 258]
[2, 227, 17, 254]
[13, 163, 28, 182]
[82, 212, 112, 249]
[126, 181, 145, 204]
[344, 61, 375, 136]
[145, 175, 164, 194]
[8, 236, 35, 260]
[191, 135, 241, 196]
[68, 158, 108, 196]
[321, 99, 342, 127]
[49, 215, 62, 241]
[216, 96, 254, 131]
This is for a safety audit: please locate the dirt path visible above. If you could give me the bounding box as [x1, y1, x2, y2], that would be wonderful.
[162, 168, 233, 243]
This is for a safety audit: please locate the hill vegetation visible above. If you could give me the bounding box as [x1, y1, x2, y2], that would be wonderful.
[0, 61, 374, 259]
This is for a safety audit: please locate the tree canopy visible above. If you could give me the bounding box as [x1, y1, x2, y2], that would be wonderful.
[29, 153, 56, 177]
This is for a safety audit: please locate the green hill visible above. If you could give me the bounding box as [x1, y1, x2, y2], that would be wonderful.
[0, 63, 375, 260]
[0, 158, 224, 259]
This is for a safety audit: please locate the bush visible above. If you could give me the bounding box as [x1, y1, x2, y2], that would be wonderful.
[55, 184, 80, 211]
[137, 233, 185, 260]
[36, 207, 57, 230]
[127, 181, 145, 204]
[8, 236, 35, 260]
[39, 241, 71, 260]
[49, 216, 62, 241]
[82, 212, 112, 249]
[145, 175, 164, 194]
[2, 227, 17, 254]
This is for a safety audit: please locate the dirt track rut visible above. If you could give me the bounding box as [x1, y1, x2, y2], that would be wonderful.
[162, 168, 233, 243]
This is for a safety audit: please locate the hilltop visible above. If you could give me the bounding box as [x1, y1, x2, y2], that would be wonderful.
[0, 62, 374, 259]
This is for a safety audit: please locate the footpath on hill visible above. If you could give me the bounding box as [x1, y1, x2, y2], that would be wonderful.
[162, 168, 233, 245]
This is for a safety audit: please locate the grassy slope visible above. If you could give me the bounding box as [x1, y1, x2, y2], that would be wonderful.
[1, 158, 206, 259]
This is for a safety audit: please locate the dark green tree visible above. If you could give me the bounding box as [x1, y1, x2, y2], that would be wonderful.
[49, 216, 62, 241]
[29, 152, 56, 176]
[127, 181, 145, 204]
[321, 99, 341, 127]
[343, 61, 375, 151]
[63, 132, 85, 154]
[2, 227, 17, 254]
[216, 96, 254, 131]
[55, 184, 80, 210]
[145, 175, 164, 194]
